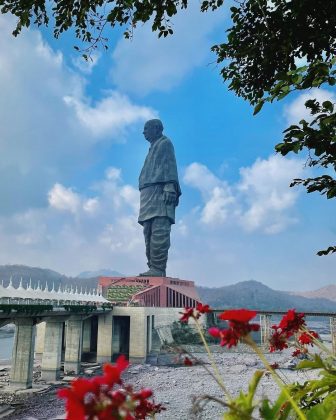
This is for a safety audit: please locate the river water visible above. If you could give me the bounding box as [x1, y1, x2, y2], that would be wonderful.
[0, 333, 14, 361]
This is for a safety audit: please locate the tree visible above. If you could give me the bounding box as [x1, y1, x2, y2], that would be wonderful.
[212, 0, 336, 255]
[1, 0, 335, 254]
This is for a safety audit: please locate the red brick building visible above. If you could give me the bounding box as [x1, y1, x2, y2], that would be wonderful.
[99, 276, 200, 308]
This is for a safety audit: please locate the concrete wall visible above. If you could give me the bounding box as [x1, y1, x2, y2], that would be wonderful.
[147, 307, 183, 327]
[113, 307, 148, 363]
[97, 313, 113, 363]
[108, 307, 204, 363]
[34, 308, 204, 371]
[35, 321, 46, 355]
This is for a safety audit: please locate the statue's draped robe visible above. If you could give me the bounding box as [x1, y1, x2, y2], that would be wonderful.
[138, 136, 181, 225]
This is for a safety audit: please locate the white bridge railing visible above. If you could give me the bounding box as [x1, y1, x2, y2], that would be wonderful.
[0, 278, 108, 306]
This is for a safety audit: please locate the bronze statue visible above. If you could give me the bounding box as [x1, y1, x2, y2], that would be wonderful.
[138, 119, 181, 277]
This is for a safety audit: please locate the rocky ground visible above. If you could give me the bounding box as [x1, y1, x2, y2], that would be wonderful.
[0, 344, 321, 420]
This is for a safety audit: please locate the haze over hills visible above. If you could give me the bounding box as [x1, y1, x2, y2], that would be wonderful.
[0, 265, 99, 290]
[0, 265, 335, 312]
[290, 284, 336, 302]
[77, 269, 124, 279]
[197, 280, 336, 312]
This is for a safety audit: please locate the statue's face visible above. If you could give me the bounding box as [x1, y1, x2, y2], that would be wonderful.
[143, 122, 161, 143]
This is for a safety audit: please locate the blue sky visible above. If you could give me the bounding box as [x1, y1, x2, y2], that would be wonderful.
[0, 5, 334, 291]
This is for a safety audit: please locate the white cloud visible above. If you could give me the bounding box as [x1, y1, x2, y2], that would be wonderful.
[48, 184, 81, 214]
[83, 198, 100, 214]
[110, 3, 227, 95]
[106, 167, 122, 181]
[72, 52, 101, 74]
[176, 220, 188, 236]
[183, 163, 236, 225]
[63, 92, 156, 138]
[201, 186, 236, 225]
[284, 88, 336, 124]
[0, 168, 144, 276]
[237, 155, 304, 233]
[0, 15, 156, 215]
[184, 155, 305, 233]
[184, 162, 222, 195]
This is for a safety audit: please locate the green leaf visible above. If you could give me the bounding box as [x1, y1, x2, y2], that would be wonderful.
[317, 246, 336, 256]
[297, 354, 326, 370]
[327, 188, 336, 199]
[224, 370, 264, 419]
[322, 101, 334, 112]
[260, 389, 292, 419]
[253, 101, 264, 115]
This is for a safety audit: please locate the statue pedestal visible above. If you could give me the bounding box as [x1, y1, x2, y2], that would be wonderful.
[99, 276, 200, 308]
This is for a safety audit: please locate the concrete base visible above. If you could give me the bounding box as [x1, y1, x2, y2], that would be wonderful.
[64, 318, 83, 375]
[0, 384, 51, 394]
[97, 314, 113, 363]
[41, 321, 63, 381]
[10, 319, 36, 389]
[41, 369, 61, 382]
[129, 357, 146, 364]
[35, 322, 46, 354]
[63, 361, 80, 374]
[96, 355, 112, 363]
[82, 318, 92, 353]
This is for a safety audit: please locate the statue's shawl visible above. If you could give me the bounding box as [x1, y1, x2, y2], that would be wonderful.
[139, 136, 181, 199]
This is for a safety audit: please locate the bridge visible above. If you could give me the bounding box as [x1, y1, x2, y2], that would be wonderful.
[1, 281, 336, 391]
[0, 279, 186, 390]
[0, 279, 113, 389]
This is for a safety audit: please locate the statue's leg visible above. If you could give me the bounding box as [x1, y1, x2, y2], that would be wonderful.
[143, 220, 152, 268]
[150, 217, 171, 275]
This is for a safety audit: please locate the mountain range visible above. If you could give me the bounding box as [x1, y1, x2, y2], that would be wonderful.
[0, 265, 335, 312]
[290, 285, 336, 302]
[198, 280, 336, 311]
[0, 265, 99, 290]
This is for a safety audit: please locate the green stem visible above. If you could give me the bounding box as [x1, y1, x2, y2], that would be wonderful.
[246, 337, 306, 420]
[194, 318, 232, 401]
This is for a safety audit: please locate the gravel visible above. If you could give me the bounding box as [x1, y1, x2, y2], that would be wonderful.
[0, 346, 320, 420]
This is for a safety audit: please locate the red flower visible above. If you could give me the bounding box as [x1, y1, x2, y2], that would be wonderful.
[208, 326, 240, 348]
[219, 328, 240, 348]
[218, 308, 260, 337]
[298, 330, 319, 345]
[180, 303, 212, 323]
[57, 388, 86, 420]
[208, 327, 221, 338]
[103, 354, 128, 386]
[218, 308, 257, 323]
[180, 307, 197, 323]
[209, 309, 260, 348]
[269, 329, 288, 352]
[133, 388, 153, 400]
[278, 309, 305, 337]
[292, 349, 301, 357]
[196, 303, 212, 314]
[270, 362, 279, 369]
[57, 355, 162, 420]
[183, 356, 193, 366]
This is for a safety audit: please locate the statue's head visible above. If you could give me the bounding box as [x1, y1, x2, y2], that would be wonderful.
[143, 119, 163, 143]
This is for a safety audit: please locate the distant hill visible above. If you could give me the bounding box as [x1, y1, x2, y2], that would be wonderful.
[77, 269, 124, 278]
[197, 280, 336, 312]
[0, 265, 99, 290]
[290, 284, 336, 302]
[1, 266, 335, 312]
